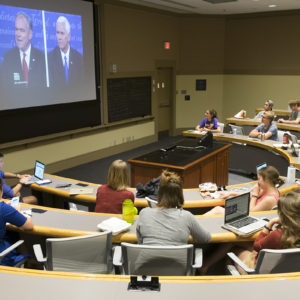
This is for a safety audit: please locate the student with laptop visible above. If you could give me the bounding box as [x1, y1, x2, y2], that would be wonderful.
[0, 153, 37, 204]
[206, 165, 283, 215]
[231, 192, 300, 274]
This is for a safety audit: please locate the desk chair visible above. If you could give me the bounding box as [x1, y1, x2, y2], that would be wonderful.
[145, 197, 158, 208]
[113, 242, 202, 276]
[226, 248, 300, 275]
[0, 240, 28, 267]
[33, 232, 113, 274]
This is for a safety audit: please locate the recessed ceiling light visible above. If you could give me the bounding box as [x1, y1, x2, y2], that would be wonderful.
[268, 4, 277, 8]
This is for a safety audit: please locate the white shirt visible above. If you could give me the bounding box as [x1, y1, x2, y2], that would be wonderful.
[19, 44, 31, 70]
[60, 46, 70, 68]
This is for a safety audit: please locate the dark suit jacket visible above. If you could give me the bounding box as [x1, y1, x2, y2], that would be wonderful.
[1, 46, 46, 88]
[48, 46, 83, 90]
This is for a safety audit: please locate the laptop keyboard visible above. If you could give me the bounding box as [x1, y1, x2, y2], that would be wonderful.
[230, 216, 257, 229]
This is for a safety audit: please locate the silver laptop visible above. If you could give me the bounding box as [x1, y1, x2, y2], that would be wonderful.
[222, 192, 268, 236]
[25, 161, 45, 184]
[228, 124, 244, 135]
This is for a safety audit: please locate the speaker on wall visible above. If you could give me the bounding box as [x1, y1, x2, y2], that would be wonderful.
[196, 79, 206, 91]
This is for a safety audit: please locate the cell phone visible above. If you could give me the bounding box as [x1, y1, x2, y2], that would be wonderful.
[56, 184, 72, 188]
[76, 183, 88, 187]
[11, 196, 20, 207]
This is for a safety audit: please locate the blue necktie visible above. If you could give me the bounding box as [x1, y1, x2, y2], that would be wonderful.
[64, 56, 68, 83]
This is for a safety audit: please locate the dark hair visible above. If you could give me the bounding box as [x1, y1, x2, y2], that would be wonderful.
[0, 178, 3, 194]
[0, 153, 3, 158]
[258, 166, 284, 187]
[208, 109, 217, 119]
[278, 192, 300, 248]
[157, 170, 184, 208]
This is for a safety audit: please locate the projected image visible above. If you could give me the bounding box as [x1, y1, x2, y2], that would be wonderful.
[0, 4, 88, 110]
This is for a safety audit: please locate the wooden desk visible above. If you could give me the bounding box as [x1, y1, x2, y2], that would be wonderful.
[30, 174, 297, 210]
[128, 140, 231, 188]
[226, 117, 300, 136]
[11, 203, 277, 244]
[1, 266, 300, 300]
[183, 130, 300, 171]
[256, 108, 290, 116]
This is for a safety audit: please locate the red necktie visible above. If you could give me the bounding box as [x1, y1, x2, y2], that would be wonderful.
[22, 52, 28, 87]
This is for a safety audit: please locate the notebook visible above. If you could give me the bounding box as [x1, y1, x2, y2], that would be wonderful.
[24, 161, 49, 185]
[222, 192, 268, 236]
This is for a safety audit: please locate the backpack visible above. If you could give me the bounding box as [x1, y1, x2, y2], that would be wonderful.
[136, 176, 161, 200]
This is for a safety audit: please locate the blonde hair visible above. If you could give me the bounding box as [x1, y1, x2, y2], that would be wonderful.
[288, 99, 300, 107]
[258, 166, 284, 187]
[278, 192, 300, 248]
[107, 159, 130, 191]
[263, 111, 275, 122]
[157, 170, 184, 208]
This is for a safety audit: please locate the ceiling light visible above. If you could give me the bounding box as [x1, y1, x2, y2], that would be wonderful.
[268, 4, 277, 8]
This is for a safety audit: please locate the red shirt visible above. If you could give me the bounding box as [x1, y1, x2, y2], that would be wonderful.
[253, 228, 282, 253]
[95, 184, 134, 214]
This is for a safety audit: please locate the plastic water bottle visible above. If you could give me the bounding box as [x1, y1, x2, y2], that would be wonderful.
[232, 128, 237, 135]
[287, 165, 296, 183]
[122, 199, 138, 224]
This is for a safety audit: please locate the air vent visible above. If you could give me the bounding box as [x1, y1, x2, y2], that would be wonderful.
[160, 0, 196, 9]
[203, 0, 237, 4]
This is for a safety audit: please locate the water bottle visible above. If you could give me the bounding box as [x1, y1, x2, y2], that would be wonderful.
[261, 133, 265, 141]
[232, 128, 237, 135]
[283, 133, 289, 145]
[287, 165, 296, 183]
[122, 199, 138, 224]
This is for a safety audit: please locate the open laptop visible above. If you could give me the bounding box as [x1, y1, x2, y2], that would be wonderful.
[222, 192, 268, 236]
[228, 124, 244, 135]
[24, 161, 47, 185]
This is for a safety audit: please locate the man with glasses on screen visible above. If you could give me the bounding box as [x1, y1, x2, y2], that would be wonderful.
[48, 16, 83, 90]
[1, 12, 46, 89]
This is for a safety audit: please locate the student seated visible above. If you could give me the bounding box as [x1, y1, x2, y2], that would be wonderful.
[0, 178, 34, 266]
[249, 111, 278, 141]
[95, 159, 134, 214]
[232, 192, 300, 274]
[278, 99, 300, 124]
[206, 165, 283, 215]
[0, 153, 37, 205]
[195, 109, 221, 133]
[254, 99, 274, 119]
[136, 170, 211, 245]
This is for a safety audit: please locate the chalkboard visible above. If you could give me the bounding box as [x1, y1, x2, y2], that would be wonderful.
[107, 77, 151, 122]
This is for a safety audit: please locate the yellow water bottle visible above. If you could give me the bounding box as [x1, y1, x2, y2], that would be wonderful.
[122, 199, 138, 224]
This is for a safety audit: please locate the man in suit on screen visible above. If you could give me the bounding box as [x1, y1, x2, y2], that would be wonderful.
[1, 12, 46, 89]
[48, 16, 83, 91]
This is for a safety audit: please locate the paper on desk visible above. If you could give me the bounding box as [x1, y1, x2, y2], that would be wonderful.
[69, 187, 94, 195]
[97, 217, 131, 235]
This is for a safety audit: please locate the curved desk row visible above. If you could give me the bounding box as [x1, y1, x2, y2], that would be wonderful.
[0, 266, 299, 300]
[183, 130, 300, 177]
[10, 202, 276, 244]
[255, 108, 290, 116]
[226, 117, 300, 137]
[29, 173, 297, 211]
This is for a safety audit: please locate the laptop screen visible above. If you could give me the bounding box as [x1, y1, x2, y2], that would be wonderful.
[34, 161, 45, 180]
[224, 192, 250, 224]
